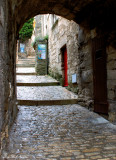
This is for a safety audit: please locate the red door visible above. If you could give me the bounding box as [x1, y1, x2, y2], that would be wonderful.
[64, 48, 68, 87]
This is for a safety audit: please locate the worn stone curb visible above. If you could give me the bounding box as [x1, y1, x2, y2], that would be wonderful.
[16, 73, 36, 75]
[16, 65, 35, 67]
[17, 99, 78, 106]
[16, 82, 60, 86]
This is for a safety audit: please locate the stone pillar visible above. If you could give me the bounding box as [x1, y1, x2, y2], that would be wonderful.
[35, 39, 48, 75]
[77, 27, 94, 109]
[16, 40, 19, 63]
[107, 42, 116, 121]
[0, 0, 18, 153]
[0, 0, 7, 153]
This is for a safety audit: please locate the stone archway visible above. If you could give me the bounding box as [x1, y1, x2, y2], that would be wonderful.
[1, 0, 116, 150]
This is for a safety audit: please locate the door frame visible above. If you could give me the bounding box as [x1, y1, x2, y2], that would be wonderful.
[61, 45, 68, 87]
[92, 36, 108, 114]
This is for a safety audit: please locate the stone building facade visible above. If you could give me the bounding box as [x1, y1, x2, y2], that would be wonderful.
[34, 14, 79, 92]
[34, 15, 49, 38]
[48, 15, 79, 93]
[49, 17, 94, 115]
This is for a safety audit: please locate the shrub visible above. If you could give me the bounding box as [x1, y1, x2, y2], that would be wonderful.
[19, 18, 34, 42]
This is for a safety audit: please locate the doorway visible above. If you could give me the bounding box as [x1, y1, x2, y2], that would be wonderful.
[92, 37, 108, 114]
[61, 46, 68, 87]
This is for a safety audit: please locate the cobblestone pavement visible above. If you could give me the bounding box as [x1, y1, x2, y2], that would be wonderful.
[2, 105, 116, 159]
[2, 66, 116, 159]
[17, 86, 78, 100]
[17, 75, 58, 83]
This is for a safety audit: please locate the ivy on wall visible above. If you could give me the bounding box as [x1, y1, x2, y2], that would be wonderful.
[19, 18, 34, 42]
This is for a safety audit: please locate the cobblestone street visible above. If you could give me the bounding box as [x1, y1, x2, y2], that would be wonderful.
[2, 105, 116, 159]
[1, 66, 116, 159]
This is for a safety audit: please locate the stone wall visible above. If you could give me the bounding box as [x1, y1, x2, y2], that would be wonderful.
[77, 27, 93, 109]
[48, 16, 79, 93]
[77, 26, 116, 122]
[107, 43, 116, 121]
[18, 39, 35, 58]
[35, 41, 48, 75]
[0, 0, 18, 154]
[35, 15, 42, 38]
[25, 39, 35, 57]
[0, 1, 6, 153]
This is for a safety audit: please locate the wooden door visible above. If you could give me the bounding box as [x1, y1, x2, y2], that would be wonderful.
[92, 37, 108, 114]
[63, 48, 68, 87]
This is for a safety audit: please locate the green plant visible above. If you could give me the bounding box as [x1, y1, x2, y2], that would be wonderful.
[44, 35, 48, 40]
[19, 18, 34, 42]
[52, 19, 58, 30]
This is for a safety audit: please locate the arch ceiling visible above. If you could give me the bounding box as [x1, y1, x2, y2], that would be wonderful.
[10, 0, 116, 32]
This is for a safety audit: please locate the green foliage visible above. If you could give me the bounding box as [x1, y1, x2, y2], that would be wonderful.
[19, 18, 34, 42]
[44, 35, 48, 40]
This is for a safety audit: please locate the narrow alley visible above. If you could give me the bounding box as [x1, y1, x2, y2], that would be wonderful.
[1, 1, 116, 159]
[1, 57, 116, 160]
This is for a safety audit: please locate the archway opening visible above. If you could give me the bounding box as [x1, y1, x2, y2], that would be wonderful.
[16, 13, 79, 106]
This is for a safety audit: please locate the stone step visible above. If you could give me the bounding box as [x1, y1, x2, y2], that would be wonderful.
[17, 58, 35, 60]
[16, 65, 35, 67]
[17, 57, 35, 67]
[17, 60, 35, 62]
[18, 57, 35, 59]
[18, 58, 35, 60]
[16, 82, 60, 86]
[17, 62, 35, 64]
[17, 86, 78, 103]
[17, 63, 35, 65]
[17, 99, 78, 106]
[17, 62, 35, 63]
[18, 59, 35, 62]
[16, 73, 36, 75]
[17, 59, 35, 61]
[17, 65, 35, 67]
[16, 75, 59, 84]
[16, 67, 35, 73]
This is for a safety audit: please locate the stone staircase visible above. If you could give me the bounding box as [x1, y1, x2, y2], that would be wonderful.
[16, 57, 78, 106]
[16, 56, 35, 68]
[16, 67, 37, 75]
